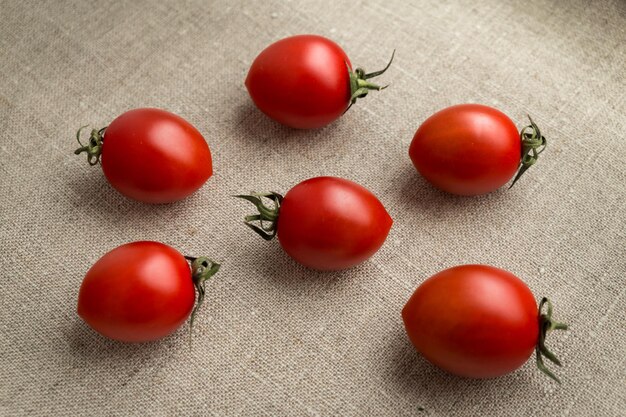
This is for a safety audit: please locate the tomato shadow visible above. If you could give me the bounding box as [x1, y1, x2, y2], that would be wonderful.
[383, 326, 535, 412]
[241, 234, 363, 293]
[230, 101, 353, 148]
[64, 316, 190, 374]
[66, 317, 164, 356]
[64, 163, 114, 206]
[390, 163, 515, 218]
[63, 162, 218, 234]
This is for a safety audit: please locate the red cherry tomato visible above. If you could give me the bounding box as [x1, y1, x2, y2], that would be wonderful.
[408, 104, 546, 195]
[75, 108, 212, 203]
[77, 241, 219, 342]
[246, 35, 393, 129]
[402, 265, 567, 381]
[237, 176, 393, 270]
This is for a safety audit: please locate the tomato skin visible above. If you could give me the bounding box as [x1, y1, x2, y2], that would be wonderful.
[409, 104, 521, 196]
[77, 241, 195, 342]
[276, 177, 392, 270]
[101, 108, 212, 203]
[402, 265, 539, 378]
[245, 35, 352, 129]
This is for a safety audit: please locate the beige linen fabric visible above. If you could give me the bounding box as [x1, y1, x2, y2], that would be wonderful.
[1, 0, 625, 415]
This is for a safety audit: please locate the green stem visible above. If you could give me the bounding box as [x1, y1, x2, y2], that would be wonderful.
[509, 116, 546, 189]
[346, 49, 395, 110]
[535, 297, 568, 383]
[74, 126, 106, 165]
[234, 192, 283, 240]
[185, 256, 220, 347]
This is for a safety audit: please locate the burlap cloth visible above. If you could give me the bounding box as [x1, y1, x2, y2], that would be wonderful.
[1, 0, 624, 415]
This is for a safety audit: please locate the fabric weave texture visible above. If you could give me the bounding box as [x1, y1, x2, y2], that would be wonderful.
[1, 0, 625, 416]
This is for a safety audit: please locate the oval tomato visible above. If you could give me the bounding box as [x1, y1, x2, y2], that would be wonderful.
[237, 177, 392, 270]
[408, 104, 546, 195]
[75, 108, 212, 203]
[77, 241, 219, 342]
[246, 35, 393, 129]
[402, 265, 567, 381]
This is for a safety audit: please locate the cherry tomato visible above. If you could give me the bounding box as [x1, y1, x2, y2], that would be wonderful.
[402, 265, 567, 381]
[408, 104, 546, 195]
[237, 176, 393, 270]
[245, 35, 393, 129]
[74, 108, 212, 203]
[77, 241, 219, 342]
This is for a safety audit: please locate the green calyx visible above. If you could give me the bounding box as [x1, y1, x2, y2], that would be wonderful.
[509, 116, 547, 189]
[346, 49, 395, 111]
[185, 256, 221, 345]
[234, 192, 284, 240]
[536, 297, 568, 383]
[74, 125, 106, 165]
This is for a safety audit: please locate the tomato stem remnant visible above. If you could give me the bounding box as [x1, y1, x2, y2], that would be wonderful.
[347, 49, 395, 110]
[536, 297, 568, 383]
[509, 116, 546, 189]
[185, 256, 220, 345]
[234, 192, 283, 240]
[74, 126, 106, 165]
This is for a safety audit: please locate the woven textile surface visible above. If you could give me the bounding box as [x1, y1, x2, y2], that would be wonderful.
[1, 0, 625, 415]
